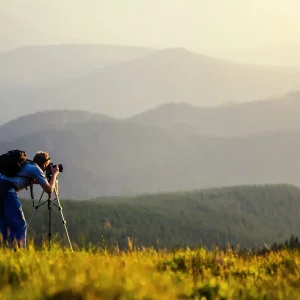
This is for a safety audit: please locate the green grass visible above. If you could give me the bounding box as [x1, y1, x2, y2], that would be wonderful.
[1, 240, 300, 299]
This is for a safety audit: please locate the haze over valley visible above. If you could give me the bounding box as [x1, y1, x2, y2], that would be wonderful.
[2, 1, 300, 251]
[0, 90, 299, 200]
[1, 42, 300, 199]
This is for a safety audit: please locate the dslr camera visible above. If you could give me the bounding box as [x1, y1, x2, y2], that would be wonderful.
[46, 163, 63, 180]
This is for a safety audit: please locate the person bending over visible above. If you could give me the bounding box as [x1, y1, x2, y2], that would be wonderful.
[0, 151, 59, 248]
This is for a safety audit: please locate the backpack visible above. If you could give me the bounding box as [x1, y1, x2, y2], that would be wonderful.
[0, 150, 28, 177]
[0, 149, 35, 202]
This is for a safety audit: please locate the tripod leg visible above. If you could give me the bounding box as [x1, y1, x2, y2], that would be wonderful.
[48, 194, 52, 244]
[54, 187, 73, 252]
[27, 191, 45, 228]
[27, 180, 73, 252]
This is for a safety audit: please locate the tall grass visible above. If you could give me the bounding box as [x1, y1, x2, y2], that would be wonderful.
[0, 239, 300, 299]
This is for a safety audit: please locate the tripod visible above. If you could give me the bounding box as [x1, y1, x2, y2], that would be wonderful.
[27, 179, 73, 252]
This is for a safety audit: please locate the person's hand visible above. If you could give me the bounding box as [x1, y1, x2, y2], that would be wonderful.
[50, 164, 60, 176]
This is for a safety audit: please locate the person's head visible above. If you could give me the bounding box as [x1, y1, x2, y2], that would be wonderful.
[33, 151, 50, 171]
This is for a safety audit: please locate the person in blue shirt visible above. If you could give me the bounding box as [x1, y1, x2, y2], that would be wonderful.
[0, 151, 60, 248]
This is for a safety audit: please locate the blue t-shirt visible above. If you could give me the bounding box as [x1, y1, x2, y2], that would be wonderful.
[0, 162, 48, 192]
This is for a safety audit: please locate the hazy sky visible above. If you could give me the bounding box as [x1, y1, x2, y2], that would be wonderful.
[1, 0, 299, 64]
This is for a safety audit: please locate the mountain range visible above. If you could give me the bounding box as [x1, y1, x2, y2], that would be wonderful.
[0, 44, 155, 87]
[1, 44, 300, 124]
[130, 90, 300, 136]
[0, 90, 300, 199]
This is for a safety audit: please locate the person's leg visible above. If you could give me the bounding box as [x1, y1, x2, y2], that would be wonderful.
[9, 208, 27, 248]
[0, 180, 10, 246]
[5, 192, 27, 249]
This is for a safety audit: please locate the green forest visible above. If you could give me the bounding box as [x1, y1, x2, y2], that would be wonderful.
[21, 184, 300, 250]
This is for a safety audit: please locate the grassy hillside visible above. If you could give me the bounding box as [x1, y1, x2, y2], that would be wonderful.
[1, 244, 300, 299]
[22, 184, 300, 250]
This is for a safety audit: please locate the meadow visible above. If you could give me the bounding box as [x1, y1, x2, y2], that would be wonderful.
[1, 240, 300, 300]
[7, 184, 300, 299]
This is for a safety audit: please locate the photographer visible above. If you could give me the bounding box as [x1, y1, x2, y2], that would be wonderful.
[0, 151, 59, 248]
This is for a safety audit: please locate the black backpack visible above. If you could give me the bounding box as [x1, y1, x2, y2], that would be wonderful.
[0, 150, 28, 177]
[0, 150, 35, 202]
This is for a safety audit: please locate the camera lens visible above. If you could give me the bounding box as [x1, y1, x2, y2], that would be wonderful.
[58, 164, 63, 172]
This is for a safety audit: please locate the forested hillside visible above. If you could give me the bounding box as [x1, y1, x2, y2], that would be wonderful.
[23, 184, 300, 250]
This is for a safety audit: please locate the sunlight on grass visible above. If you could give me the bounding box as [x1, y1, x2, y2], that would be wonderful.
[0, 239, 300, 299]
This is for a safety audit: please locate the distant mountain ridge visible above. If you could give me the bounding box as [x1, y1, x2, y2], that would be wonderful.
[3, 89, 300, 141]
[1, 45, 300, 199]
[0, 109, 114, 142]
[0, 44, 156, 87]
[41, 48, 300, 117]
[1, 45, 300, 123]
[129, 90, 300, 136]
[1, 111, 300, 199]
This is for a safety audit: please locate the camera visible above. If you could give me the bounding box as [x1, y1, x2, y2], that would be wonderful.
[46, 163, 63, 180]
[52, 163, 63, 173]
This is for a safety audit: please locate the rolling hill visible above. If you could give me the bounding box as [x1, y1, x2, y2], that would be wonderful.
[0, 109, 114, 142]
[39, 48, 300, 118]
[1, 46, 300, 123]
[129, 90, 300, 136]
[22, 184, 300, 249]
[1, 111, 300, 199]
[0, 44, 156, 123]
[0, 44, 156, 87]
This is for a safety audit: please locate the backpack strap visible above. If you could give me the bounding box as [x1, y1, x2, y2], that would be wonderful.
[19, 159, 35, 196]
[23, 160, 36, 204]
[14, 174, 35, 205]
[10, 158, 35, 203]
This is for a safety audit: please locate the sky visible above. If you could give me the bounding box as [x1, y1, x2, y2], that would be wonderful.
[1, 0, 299, 65]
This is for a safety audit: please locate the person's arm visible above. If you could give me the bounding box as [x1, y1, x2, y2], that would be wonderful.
[41, 165, 60, 194]
[33, 164, 60, 195]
